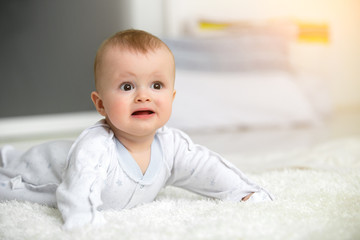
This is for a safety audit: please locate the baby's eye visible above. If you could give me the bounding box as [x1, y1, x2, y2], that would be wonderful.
[151, 82, 163, 90]
[120, 82, 134, 91]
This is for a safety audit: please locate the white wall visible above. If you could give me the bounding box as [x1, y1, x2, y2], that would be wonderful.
[127, 0, 360, 110]
[126, 0, 165, 37]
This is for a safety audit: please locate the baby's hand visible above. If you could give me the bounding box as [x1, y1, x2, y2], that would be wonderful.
[241, 193, 254, 201]
[245, 190, 274, 202]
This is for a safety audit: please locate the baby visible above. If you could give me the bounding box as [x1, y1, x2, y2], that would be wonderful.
[0, 29, 273, 230]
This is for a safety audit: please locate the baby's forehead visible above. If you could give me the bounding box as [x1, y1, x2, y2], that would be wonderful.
[101, 44, 175, 69]
[97, 44, 175, 80]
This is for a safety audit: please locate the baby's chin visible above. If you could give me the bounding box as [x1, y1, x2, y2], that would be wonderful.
[114, 126, 162, 140]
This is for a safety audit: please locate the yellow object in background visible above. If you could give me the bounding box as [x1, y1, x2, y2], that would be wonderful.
[198, 19, 330, 44]
[297, 22, 329, 44]
[199, 21, 231, 31]
[198, 20, 253, 31]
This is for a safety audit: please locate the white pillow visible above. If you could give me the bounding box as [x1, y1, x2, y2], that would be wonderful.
[167, 70, 320, 131]
[164, 35, 289, 72]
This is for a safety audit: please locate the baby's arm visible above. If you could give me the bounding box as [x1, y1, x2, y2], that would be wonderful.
[165, 129, 273, 202]
[56, 127, 111, 230]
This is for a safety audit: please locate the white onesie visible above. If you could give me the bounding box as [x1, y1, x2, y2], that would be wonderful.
[0, 120, 273, 229]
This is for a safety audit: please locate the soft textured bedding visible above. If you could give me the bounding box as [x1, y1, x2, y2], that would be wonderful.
[1, 137, 359, 240]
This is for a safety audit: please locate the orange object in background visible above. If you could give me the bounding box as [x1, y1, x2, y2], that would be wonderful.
[297, 22, 329, 43]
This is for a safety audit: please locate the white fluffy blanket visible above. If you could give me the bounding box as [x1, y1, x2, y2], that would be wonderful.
[1, 138, 360, 240]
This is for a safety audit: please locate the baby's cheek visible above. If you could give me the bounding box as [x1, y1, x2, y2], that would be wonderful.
[110, 99, 128, 111]
[107, 102, 128, 119]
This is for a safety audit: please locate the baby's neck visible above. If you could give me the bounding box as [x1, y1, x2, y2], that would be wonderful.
[117, 134, 154, 153]
[116, 133, 154, 174]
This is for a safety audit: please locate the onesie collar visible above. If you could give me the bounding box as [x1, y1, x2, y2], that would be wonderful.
[115, 135, 163, 185]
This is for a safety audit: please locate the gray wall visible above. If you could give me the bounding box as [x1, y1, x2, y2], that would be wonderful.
[0, 0, 130, 118]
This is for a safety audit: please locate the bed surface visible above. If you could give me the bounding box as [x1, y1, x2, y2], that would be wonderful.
[1, 111, 359, 240]
[1, 165, 359, 240]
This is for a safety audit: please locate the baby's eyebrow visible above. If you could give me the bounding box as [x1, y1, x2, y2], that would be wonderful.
[150, 71, 169, 78]
[116, 72, 136, 79]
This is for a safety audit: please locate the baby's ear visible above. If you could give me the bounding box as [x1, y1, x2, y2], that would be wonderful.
[91, 91, 106, 116]
[172, 89, 176, 101]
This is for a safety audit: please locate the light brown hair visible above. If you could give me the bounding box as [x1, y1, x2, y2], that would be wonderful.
[94, 29, 174, 90]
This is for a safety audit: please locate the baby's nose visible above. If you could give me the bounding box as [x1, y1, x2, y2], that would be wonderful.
[135, 89, 151, 103]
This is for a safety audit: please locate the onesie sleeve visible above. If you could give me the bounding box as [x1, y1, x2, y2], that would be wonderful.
[56, 124, 112, 230]
[164, 128, 273, 202]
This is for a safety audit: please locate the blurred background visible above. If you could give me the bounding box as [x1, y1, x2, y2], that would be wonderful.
[0, 0, 359, 151]
[0, 0, 127, 117]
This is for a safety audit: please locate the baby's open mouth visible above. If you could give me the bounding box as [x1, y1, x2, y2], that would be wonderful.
[132, 110, 155, 116]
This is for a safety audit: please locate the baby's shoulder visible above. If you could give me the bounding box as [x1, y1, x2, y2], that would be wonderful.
[72, 120, 114, 151]
[157, 126, 183, 139]
[157, 126, 194, 148]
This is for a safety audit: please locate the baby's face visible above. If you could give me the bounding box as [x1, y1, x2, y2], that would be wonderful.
[92, 46, 176, 139]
